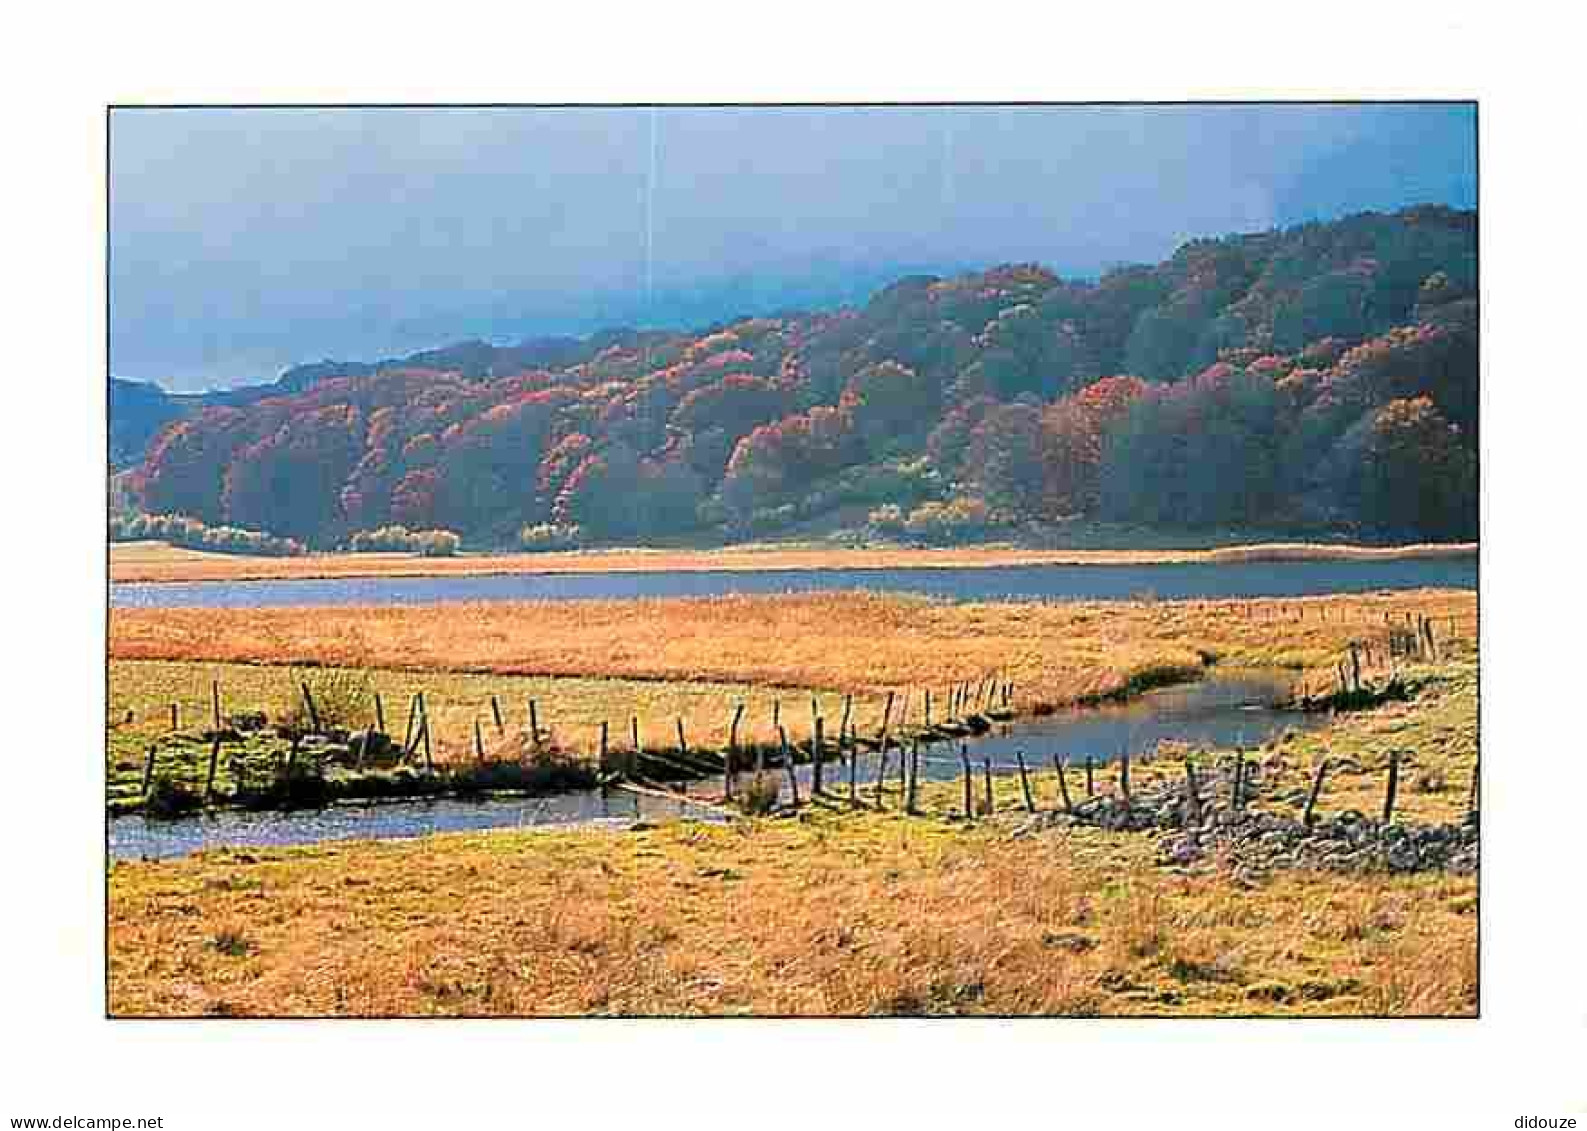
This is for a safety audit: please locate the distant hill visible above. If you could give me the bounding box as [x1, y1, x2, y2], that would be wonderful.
[119, 205, 1478, 547]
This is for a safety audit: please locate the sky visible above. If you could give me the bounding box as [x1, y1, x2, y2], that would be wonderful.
[109, 103, 1476, 392]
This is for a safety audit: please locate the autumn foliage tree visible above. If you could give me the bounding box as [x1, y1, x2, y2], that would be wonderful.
[123, 206, 1477, 547]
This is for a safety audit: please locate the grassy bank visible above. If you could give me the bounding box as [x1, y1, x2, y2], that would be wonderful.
[109, 538, 1477, 584]
[110, 590, 1476, 725]
[108, 660, 873, 808]
[107, 654, 1478, 1017]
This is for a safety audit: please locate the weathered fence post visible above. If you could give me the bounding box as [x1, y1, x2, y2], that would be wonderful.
[1231, 755, 1245, 810]
[529, 699, 541, 747]
[905, 740, 920, 815]
[982, 756, 993, 816]
[1183, 760, 1201, 826]
[812, 716, 825, 795]
[491, 694, 504, 735]
[300, 681, 322, 733]
[474, 718, 485, 762]
[374, 691, 386, 734]
[418, 692, 432, 774]
[1084, 755, 1095, 798]
[924, 688, 933, 728]
[847, 724, 860, 804]
[1016, 751, 1035, 813]
[1382, 750, 1401, 824]
[726, 703, 744, 800]
[402, 693, 419, 755]
[141, 745, 157, 798]
[1054, 755, 1074, 814]
[960, 743, 973, 819]
[598, 721, 609, 777]
[204, 733, 222, 803]
[170, 702, 179, 731]
[211, 678, 222, 732]
[779, 726, 798, 808]
[1303, 758, 1329, 827]
[1119, 746, 1132, 803]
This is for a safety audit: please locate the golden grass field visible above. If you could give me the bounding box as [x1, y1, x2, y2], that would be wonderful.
[109, 590, 1476, 738]
[107, 653, 1478, 1017]
[109, 538, 1477, 584]
[106, 587, 1479, 1016]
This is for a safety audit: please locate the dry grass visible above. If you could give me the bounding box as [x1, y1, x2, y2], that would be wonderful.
[106, 800, 1477, 1017]
[109, 538, 1477, 583]
[108, 659, 864, 775]
[110, 590, 1476, 725]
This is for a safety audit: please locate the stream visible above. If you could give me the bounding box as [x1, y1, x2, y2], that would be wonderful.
[109, 670, 1323, 860]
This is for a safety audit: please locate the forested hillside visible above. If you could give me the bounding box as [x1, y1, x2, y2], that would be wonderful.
[122, 205, 1478, 549]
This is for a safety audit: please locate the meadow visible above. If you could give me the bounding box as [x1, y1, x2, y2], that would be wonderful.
[106, 649, 1478, 1017]
[106, 585, 1479, 1016]
[110, 590, 1475, 731]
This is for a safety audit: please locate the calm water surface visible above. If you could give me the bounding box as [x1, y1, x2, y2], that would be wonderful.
[111, 556, 1476, 609]
[109, 671, 1321, 860]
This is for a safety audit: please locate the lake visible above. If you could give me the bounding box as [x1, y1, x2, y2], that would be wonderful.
[110, 555, 1477, 609]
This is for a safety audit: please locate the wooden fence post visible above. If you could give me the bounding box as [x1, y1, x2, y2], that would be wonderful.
[402, 693, 419, 756]
[959, 743, 973, 819]
[418, 693, 432, 774]
[905, 740, 920, 815]
[170, 702, 178, 731]
[1183, 760, 1201, 826]
[300, 681, 321, 733]
[839, 694, 852, 751]
[1016, 751, 1035, 813]
[1054, 755, 1074, 814]
[847, 724, 859, 804]
[1119, 746, 1131, 803]
[1382, 750, 1401, 824]
[873, 736, 890, 808]
[982, 756, 993, 816]
[474, 718, 485, 762]
[726, 703, 744, 799]
[924, 688, 933, 728]
[1231, 755, 1245, 810]
[812, 716, 825, 795]
[491, 694, 504, 735]
[1084, 755, 1095, 797]
[1303, 758, 1329, 827]
[141, 745, 157, 797]
[374, 691, 386, 734]
[204, 733, 222, 803]
[211, 679, 222, 732]
[529, 699, 541, 746]
[779, 726, 798, 808]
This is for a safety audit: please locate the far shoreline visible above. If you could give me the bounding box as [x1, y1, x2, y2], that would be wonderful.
[109, 539, 1480, 586]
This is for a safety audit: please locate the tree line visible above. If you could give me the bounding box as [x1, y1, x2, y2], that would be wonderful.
[126, 205, 1478, 549]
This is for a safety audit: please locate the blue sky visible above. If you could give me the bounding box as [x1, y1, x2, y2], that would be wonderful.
[110, 104, 1476, 391]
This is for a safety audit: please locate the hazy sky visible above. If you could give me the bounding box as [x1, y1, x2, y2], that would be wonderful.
[110, 104, 1476, 391]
